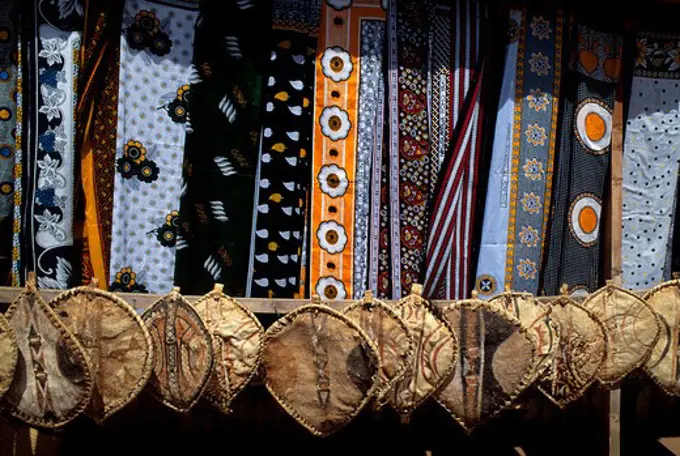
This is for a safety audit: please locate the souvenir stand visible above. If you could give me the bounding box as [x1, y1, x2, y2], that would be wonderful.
[2, 0, 680, 455]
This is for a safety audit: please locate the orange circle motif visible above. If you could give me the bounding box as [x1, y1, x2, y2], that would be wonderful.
[584, 112, 606, 142]
[0, 109, 10, 121]
[578, 206, 598, 234]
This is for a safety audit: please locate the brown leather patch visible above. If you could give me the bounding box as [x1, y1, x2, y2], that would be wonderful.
[192, 288, 264, 413]
[1, 284, 93, 428]
[490, 291, 560, 382]
[435, 299, 536, 432]
[387, 286, 457, 420]
[644, 280, 680, 395]
[583, 284, 660, 385]
[50, 287, 153, 423]
[142, 289, 214, 413]
[0, 313, 17, 402]
[539, 296, 606, 407]
[343, 295, 415, 404]
[262, 305, 379, 437]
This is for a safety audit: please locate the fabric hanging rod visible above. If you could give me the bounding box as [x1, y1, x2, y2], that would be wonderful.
[0, 285, 635, 314]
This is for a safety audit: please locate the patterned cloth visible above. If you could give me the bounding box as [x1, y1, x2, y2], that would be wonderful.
[543, 25, 622, 296]
[474, 9, 564, 298]
[109, 0, 198, 294]
[0, 0, 19, 223]
[78, 0, 124, 287]
[387, 0, 431, 297]
[246, 0, 318, 299]
[309, 0, 386, 302]
[622, 33, 680, 290]
[10, 2, 22, 286]
[24, 0, 83, 289]
[174, 0, 269, 297]
[423, 0, 485, 300]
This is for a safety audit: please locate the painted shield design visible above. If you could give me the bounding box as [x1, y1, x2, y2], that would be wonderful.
[262, 304, 380, 437]
[142, 288, 214, 412]
[50, 287, 154, 423]
[1, 280, 93, 428]
[538, 295, 607, 408]
[387, 284, 458, 420]
[0, 313, 18, 402]
[343, 291, 414, 405]
[583, 283, 660, 385]
[192, 285, 264, 413]
[644, 280, 680, 395]
[435, 298, 537, 432]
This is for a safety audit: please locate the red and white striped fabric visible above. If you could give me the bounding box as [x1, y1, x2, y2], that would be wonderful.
[423, 0, 485, 300]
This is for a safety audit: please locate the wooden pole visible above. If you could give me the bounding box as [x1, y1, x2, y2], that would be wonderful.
[607, 74, 625, 456]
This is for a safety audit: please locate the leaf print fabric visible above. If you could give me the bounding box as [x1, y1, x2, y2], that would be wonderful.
[174, 0, 270, 297]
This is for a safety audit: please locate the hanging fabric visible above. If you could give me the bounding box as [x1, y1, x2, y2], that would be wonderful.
[543, 24, 622, 296]
[173, 0, 269, 297]
[622, 33, 680, 290]
[246, 0, 319, 299]
[423, 0, 486, 300]
[23, 0, 84, 289]
[0, 0, 19, 224]
[10, 1, 22, 286]
[309, 0, 386, 302]
[474, 9, 565, 298]
[387, 0, 431, 298]
[78, 0, 124, 288]
[108, 0, 198, 294]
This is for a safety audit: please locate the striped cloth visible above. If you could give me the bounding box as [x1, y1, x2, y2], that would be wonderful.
[423, 0, 485, 300]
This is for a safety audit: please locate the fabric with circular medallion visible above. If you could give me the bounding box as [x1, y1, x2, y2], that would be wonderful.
[569, 194, 602, 247]
[542, 26, 621, 296]
[110, 0, 198, 295]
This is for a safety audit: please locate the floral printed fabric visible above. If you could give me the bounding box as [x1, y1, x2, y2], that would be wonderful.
[387, 0, 431, 297]
[246, 0, 318, 299]
[174, 0, 269, 297]
[474, 9, 564, 298]
[109, 0, 198, 294]
[23, 0, 83, 289]
[309, 0, 386, 302]
[622, 33, 680, 289]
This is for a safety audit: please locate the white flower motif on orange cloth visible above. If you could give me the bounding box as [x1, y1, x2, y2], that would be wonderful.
[316, 220, 348, 254]
[321, 47, 353, 82]
[523, 158, 544, 181]
[527, 88, 549, 112]
[520, 192, 542, 215]
[517, 258, 537, 280]
[528, 52, 551, 76]
[315, 276, 347, 300]
[519, 225, 540, 248]
[319, 106, 351, 141]
[530, 16, 551, 40]
[525, 123, 547, 146]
